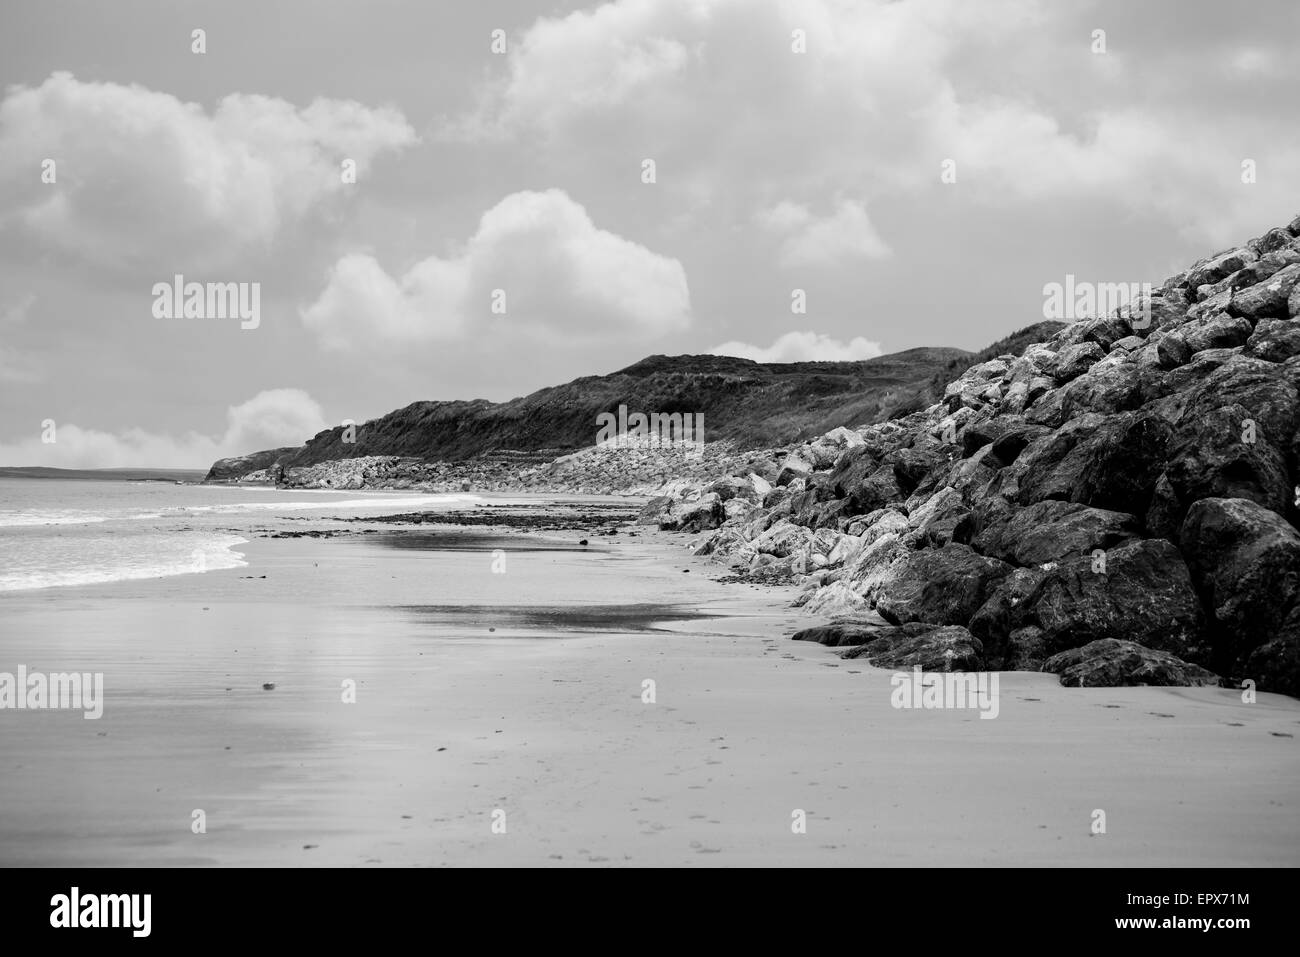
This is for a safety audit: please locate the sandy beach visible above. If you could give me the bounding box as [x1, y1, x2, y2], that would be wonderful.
[0, 499, 1296, 867]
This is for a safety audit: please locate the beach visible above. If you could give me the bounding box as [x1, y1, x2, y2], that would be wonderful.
[1, 495, 1297, 867]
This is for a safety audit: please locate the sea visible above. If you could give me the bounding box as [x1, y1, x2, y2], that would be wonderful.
[0, 475, 475, 592]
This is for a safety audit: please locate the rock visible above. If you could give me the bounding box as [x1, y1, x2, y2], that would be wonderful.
[703, 476, 752, 502]
[1171, 355, 1298, 451]
[1180, 497, 1300, 686]
[986, 424, 1051, 468]
[875, 543, 1011, 626]
[775, 450, 815, 486]
[1242, 605, 1300, 697]
[844, 531, 910, 598]
[792, 619, 889, 647]
[1187, 246, 1258, 290]
[637, 496, 675, 525]
[1044, 639, 1219, 688]
[968, 567, 1049, 667]
[1053, 350, 1142, 418]
[1076, 316, 1131, 350]
[1162, 405, 1292, 521]
[1005, 626, 1049, 671]
[1245, 318, 1300, 363]
[752, 520, 813, 558]
[1016, 411, 1171, 516]
[887, 447, 945, 494]
[663, 493, 726, 533]
[840, 624, 984, 671]
[1229, 263, 1300, 320]
[971, 500, 1139, 567]
[801, 583, 874, 618]
[847, 464, 906, 515]
[1156, 330, 1194, 369]
[1020, 539, 1205, 659]
[906, 486, 970, 546]
[1252, 226, 1295, 256]
[1051, 341, 1106, 383]
[857, 508, 911, 546]
[1182, 313, 1254, 353]
[825, 445, 879, 497]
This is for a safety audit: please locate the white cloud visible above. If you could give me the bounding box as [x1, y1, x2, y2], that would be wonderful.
[452, 0, 1300, 246]
[756, 199, 891, 266]
[302, 188, 690, 350]
[0, 72, 416, 273]
[710, 330, 883, 363]
[0, 388, 326, 469]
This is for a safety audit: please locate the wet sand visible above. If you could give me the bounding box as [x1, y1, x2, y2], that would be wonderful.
[0, 513, 1297, 866]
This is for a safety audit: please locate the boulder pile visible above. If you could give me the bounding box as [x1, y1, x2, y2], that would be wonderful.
[672, 215, 1300, 694]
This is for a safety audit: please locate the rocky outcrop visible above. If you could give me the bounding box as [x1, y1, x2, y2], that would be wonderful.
[203, 447, 296, 483]
[684, 213, 1300, 694]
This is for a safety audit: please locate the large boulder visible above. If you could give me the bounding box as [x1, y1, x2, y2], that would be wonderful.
[1160, 405, 1293, 524]
[971, 500, 1140, 567]
[1245, 318, 1300, 363]
[662, 493, 726, 533]
[1044, 639, 1219, 688]
[874, 543, 1011, 626]
[1180, 498, 1300, 687]
[1229, 262, 1300, 320]
[972, 539, 1205, 661]
[1015, 411, 1171, 516]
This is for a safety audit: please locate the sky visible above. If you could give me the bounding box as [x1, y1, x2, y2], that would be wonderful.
[0, 0, 1297, 468]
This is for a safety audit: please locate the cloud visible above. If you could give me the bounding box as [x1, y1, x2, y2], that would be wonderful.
[0, 388, 326, 468]
[302, 188, 690, 350]
[1, 293, 35, 324]
[0, 72, 416, 274]
[756, 199, 891, 267]
[710, 330, 883, 363]
[451, 0, 1300, 246]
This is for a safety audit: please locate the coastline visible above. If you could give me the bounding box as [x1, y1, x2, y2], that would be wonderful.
[1, 499, 1296, 866]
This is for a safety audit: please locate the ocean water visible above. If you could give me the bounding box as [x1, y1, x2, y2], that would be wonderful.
[0, 477, 476, 592]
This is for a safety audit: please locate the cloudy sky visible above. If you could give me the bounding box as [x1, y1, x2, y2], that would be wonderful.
[1, 0, 1297, 467]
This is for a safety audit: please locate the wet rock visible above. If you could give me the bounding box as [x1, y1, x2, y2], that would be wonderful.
[839, 624, 984, 671]
[1044, 639, 1219, 688]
